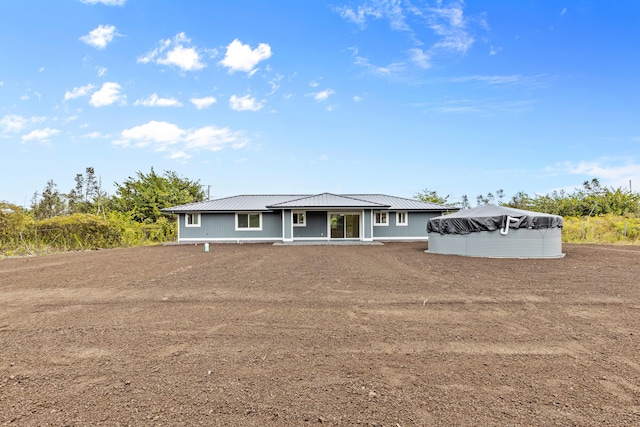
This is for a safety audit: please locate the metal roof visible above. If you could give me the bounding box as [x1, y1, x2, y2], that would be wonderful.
[267, 193, 389, 209]
[162, 193, 454, 213]
[162, 195, 305, 212]
[346, 194, 455, 211]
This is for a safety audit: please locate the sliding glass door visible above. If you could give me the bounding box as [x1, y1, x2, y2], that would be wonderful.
[329, 213, 360, 239]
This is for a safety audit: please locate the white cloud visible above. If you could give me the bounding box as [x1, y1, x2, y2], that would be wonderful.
[83, 131, 104, 139]
[1, 115, 28, 133]
[449, 75, 524, 85]
[312, 89, 335, 102]
[168, 150, 190, 161]
[116, 121, 183, 147]
[426, 4, 474, 53]
[267, 74, 283, 95]
[114, 120, 248, 157]
[96, 66, 107, 76]
[64, 83, 95, 101]
[190, 96, 217, 110]
[561, 7, 567, 15]
[229, 94, 264, 112]
[89, 82, 125, 107]
[334, 4, 384, 28]
[219, 39, 272, 74]
[134, 93, 183, 107]
[63, 115, 79, 124]
[80, 24, 120, 49]
[138, 33, 205, 72]
[352, 49, 405, 76]
[309, 81, 320, 88]
[427, 97, 534, 115]
[409, 48, 431, 69]
[184, 126, 248, 150]
[353, 95, 363, 102]
[558, 160, 640, 190]
[160, 45, 204, 71]
[79, 0, 126, 5]
[21, 128, 60, 144]
[339, 1, 478, 72]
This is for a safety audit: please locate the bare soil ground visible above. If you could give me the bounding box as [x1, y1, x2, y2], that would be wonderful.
[1, 242, 639, 426]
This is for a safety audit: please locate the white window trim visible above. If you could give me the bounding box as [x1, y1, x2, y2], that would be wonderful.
[292, 210, 306, 227]
[235, 212, 263, 231]
[373, 210, 389, 226]
[396, 211, 408, 226]
[185, 213, 201, 227]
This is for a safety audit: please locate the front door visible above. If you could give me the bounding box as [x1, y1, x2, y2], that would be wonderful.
[329, 213, 360, 239]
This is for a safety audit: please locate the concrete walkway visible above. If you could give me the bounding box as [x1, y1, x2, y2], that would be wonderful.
[273, 241, 384, 246]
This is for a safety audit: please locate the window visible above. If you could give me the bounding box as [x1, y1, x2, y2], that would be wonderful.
[292, 211, 306, 227]
[374, 210, 388, 226]
[185, 213, 201, 227]
[396, 211, 408, 226]
[236, 213, 262, 230]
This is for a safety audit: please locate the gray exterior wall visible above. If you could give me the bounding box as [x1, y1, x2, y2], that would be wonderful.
[427, 227, 563, 258]
[176, 209, 445, 242]
[372, 211, 437, 240]
[293, 211, 327, 238]
[178, 212, 282, 241]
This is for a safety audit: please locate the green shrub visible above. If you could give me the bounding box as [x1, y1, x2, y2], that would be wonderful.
[36, 214, 121, 250]
[105, 212, 176, 246]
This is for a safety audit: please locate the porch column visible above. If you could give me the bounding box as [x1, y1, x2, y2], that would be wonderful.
[363, 209, 373, 241]
[282, 209, 293, 242]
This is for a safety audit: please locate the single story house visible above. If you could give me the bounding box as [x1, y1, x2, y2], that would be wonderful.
[162, 193, 455, 243]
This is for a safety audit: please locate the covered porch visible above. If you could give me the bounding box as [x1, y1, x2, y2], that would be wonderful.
[267, 194, 389, 243]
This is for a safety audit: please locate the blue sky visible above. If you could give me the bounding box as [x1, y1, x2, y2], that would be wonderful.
[2, 0, 639, 207]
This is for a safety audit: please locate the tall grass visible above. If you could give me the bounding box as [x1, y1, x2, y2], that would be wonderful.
[563, 215, 640, 244]
[1, 204, 176, 257]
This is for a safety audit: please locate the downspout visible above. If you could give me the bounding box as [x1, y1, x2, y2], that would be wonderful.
[176, 211, 181, 242]
[500, 216, 519, 235]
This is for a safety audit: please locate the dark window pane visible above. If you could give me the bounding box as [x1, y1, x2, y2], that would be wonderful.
[238, 214, 248, 228]
[249, 214, 260, 228]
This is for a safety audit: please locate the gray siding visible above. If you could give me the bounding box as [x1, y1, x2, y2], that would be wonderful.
[427, 227, 563, 258]
[179, 212, 282, 241]
[177, 209, 445, 242]
[293, 211, 327, 238]
[372, 211, 438, 239]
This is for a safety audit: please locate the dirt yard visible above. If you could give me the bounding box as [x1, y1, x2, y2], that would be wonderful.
[1, 242, 639, 426]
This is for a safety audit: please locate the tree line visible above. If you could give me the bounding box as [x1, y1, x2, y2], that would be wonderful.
[30, 167, 203, 222]
[415, 178, 640, 217]
[1, 167, 204, 256]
